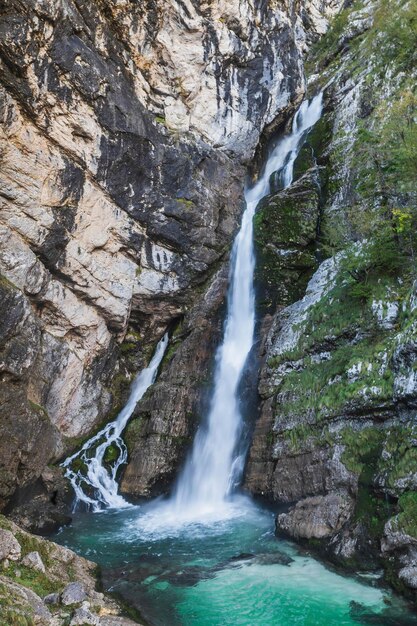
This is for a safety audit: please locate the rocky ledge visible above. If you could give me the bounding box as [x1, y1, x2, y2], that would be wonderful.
[0, 514, 141, 625]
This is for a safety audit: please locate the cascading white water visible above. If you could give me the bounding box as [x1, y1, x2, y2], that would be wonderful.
[62, 333, 169, 511]
[171, 94, 323, 517]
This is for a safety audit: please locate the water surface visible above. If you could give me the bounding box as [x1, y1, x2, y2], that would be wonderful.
[55, 497, 416, 626]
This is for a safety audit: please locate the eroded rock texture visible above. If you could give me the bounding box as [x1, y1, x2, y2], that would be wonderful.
[0, 0, 341, 508]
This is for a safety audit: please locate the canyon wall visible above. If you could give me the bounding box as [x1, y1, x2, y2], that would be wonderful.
[0, 0, 342, 509]
[245, 0, 417, 598]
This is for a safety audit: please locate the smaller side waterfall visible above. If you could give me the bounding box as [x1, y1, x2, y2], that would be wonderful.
[63, 333, 169, 511]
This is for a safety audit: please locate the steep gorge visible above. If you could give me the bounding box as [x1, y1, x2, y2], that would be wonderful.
[0, 0, 341, 512]
[1, 0, 417, 618]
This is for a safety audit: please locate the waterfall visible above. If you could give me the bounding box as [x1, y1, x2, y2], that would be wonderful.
[62, 333, 169, 511]
[171, 94, 323, 516]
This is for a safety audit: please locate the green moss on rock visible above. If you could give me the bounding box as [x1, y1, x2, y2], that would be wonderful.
[397, 492, 417, 538]
[254, 172, 320, 310]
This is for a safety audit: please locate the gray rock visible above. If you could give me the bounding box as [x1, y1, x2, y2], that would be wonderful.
[70, 607, 100, 625]
[44, 592, 60, 605]
[101, 617, 142, 626]
[381, 518, 417, 554]
[276, 493, 354, 540]
[61, 581, 87, 606]
[22, 550, 46, 573]
[0, 575, 51, 620]
[399, 565, 417, 589]
[0, 529, 21, 561]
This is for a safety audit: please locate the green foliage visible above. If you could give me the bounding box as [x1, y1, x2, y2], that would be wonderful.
[354, 88, 417, 203]
[123, 418, 143, 454]
[0, 608, 34, 626]
[308, 3, 352, 68]
[397, 492, 417, 538]
[381, 425, 417, 488]
[120, 342, 136, 354]
[340, 235, 407, 303]
[27, 401, 48, 420]
[176, 197, 194, 209]
[2, 563, 61, 598]
[371, 0, 417, 73]
[103, 443, 119, 464]
[70, 457, 88, 474]
[15, 532, 51, 567]
[340, 427, 383, 475]
[0, 514, 13, 530]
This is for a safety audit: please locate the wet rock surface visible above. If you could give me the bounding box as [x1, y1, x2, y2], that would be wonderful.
[276, 492, 355, 540]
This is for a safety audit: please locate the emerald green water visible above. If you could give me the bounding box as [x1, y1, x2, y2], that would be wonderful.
[55, 496, 416, 625]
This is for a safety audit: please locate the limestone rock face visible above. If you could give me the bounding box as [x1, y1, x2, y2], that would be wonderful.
[0, 528, 21, 561]
[22, 550, 46, 573]
[254, 170, 321, 312]
[61, 582, 87, 606]
[0, 0, 342, 507]
[121, 265, 229, 497]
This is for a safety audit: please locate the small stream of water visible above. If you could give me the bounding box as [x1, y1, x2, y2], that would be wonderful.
[62, 334, 169, 511]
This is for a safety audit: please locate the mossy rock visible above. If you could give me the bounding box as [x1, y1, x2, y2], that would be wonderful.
[123, 418, 144, 455]
[70, 457, 88, 474]
[2, 562, 61, 598]
[397, 492, 417, 538]
[103, 443, 120, 464]
[254, 172, 320, 310]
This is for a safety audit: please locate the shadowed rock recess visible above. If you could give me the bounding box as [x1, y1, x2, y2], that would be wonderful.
[2, 0, 417, 614]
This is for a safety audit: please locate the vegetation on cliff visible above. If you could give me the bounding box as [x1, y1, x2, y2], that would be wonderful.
[247, 0, 417, 600]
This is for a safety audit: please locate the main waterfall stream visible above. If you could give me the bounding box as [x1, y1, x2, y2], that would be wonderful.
[55, 96, 417, 625]
[169, 94, 324, 519]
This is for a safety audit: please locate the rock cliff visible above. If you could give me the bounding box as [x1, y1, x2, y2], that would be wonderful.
[245, 0, 417, 599]
[0, 0, 342, 511]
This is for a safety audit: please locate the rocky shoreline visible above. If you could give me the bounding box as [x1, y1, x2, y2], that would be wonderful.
[0, 514, 142, 625]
